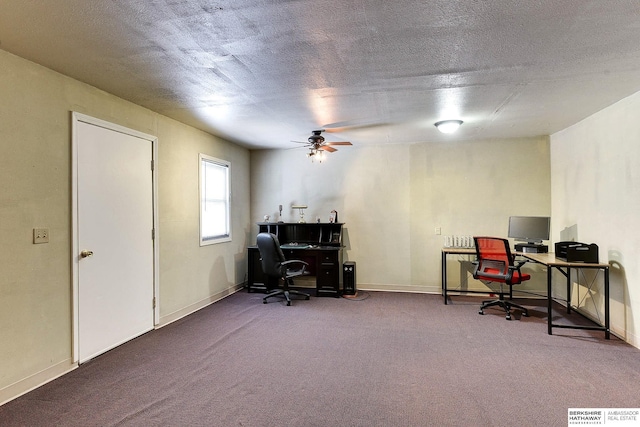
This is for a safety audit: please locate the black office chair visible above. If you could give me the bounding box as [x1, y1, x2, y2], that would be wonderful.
[473, 236, 531, 320]
[256, 232, 311, 306]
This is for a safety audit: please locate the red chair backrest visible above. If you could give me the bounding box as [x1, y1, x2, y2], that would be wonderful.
[473, 236, 521, 284]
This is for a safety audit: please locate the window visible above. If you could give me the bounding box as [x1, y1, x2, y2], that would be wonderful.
[199, 154, 231, 245]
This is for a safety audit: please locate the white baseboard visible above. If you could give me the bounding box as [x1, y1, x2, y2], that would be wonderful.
[357, 284, 441, 294]
[623, 329, 640, 348]
[0, 359, 77, 406]
[157, 284, 244, 328]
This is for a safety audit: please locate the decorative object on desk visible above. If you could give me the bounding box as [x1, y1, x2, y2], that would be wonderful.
[329, 210, 338, 223]
[292, 204, 307, 223]
[443, 235, 473, 248]
[278, 204, 283, 222]
[473, 236, 531, 320]
[263, 215, 270, 222]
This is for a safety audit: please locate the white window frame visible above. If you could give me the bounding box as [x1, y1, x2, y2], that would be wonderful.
[199, 154, 231, 245]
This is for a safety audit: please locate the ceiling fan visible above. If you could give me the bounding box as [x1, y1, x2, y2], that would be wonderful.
[293, 130, 352, 159]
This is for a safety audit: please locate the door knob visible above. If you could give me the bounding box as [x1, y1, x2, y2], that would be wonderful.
[80, 250, 94, 258]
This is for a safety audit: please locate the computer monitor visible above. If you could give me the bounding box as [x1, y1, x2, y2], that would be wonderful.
[508, 216, 550, 244]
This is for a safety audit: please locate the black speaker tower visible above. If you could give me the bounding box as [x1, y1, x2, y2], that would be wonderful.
[343, 261, 356, 296]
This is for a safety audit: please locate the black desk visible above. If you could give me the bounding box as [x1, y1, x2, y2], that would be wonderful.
[247, 245, 343, 297]
[248, 222, 344, 297]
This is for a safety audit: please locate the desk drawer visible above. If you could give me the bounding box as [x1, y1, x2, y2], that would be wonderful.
[317, 265, 337, 282]
[319, 252, 338, 265]
[317, 264, 340, 297]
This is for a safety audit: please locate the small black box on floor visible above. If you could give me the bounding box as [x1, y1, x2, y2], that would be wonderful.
[343, 261, 356, 295]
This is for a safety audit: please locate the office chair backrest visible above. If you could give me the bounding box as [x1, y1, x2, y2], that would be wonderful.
[473, 236, 518, 283]
[256, 232, 287, 277]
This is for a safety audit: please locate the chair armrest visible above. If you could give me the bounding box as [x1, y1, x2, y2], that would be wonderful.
[507, 260, 529, 280]
[281, 259, 308, 276]
[512, 259, 529, 269]
[281, 260, 309, 267]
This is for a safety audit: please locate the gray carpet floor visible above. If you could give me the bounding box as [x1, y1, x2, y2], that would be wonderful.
[1, 290, 638, 426]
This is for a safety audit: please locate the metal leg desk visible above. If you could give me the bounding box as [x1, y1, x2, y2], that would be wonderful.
[521, 252, 610, 339]
[441, 247, 513, 304]
[442, 248, 610, 338]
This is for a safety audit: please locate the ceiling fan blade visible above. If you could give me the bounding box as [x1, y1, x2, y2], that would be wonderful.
[325, 141, 352, 146]
[291, 140, 310, 144]
[322, 121, 390, 132]
[319, 145, 337, 152]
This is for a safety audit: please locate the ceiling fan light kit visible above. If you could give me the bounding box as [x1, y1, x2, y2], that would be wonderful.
[435, 120, 463, 134]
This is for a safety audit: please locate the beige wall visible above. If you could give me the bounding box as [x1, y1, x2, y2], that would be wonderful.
[251, 136, 551, 293]
[551, 91, 640, 346]
[0, 49, 250, 403]
[156, 119, 250, 324]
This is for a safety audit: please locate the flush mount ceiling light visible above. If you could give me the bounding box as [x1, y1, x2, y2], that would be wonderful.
[434, 120, 463, 134]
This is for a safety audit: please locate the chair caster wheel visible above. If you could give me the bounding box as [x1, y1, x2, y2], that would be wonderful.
[263, 300, 267, 304]
[506, 315, 511, 320]
[479, 310, 484, 315]
[305, 296, 310, 300]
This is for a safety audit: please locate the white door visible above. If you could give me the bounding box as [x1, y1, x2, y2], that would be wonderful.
[75, 116, 155, 363]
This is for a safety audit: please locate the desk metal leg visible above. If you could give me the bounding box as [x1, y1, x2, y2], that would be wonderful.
[526, 254, 610, 339]
[605, 267, 610, 339]
[566, 268, 572, 314]
[547, 266, 553, 335]
[442, 251, 448, 305]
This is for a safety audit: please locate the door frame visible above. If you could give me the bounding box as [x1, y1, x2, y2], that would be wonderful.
[71, 112, 159, 364]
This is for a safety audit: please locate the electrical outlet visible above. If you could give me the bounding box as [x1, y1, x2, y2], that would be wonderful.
[435, 227, 442, 235]
[33, 228, 49, 244]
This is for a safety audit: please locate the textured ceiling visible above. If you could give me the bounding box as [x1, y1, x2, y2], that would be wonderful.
[2, 1, 640, 149]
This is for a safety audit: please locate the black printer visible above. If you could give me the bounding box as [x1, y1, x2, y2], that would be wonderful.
[555, 241, 599, 263]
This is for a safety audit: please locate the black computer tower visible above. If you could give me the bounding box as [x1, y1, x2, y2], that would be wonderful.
[343, 261, 356, 295]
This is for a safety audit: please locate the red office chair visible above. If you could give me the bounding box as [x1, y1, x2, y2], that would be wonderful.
[473, 236, 530, 320]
